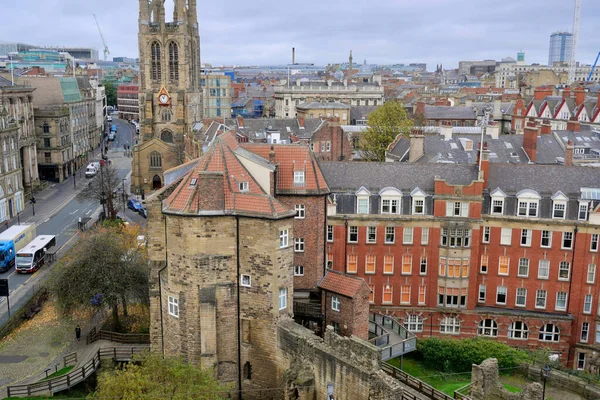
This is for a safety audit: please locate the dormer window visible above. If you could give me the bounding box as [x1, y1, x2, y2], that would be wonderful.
[490, 188, 506, 215]
[293, 171, 305, 185]
[379, 187, 402, 215]
[239, 181, 249, 192]
[355, 187, 371, 214]
[551, 192, 568, 219]
[516, 189, 541, 218]
[411, 188, 426, 215]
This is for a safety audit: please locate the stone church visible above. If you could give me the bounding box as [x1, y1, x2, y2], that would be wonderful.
[131, 0, 203, 193]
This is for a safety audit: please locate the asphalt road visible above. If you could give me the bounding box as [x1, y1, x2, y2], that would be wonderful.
[0, 116, 144, 320]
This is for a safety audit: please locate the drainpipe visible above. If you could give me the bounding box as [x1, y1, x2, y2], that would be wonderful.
[236, 215, 243, 399]
[323, 196, 327, 279]
[158, 216, 169, 358]
[566, 225, 578, 369]
[343, 219, 348, 273]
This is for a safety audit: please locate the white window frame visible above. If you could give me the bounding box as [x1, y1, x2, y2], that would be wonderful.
[440, 316, 460, 335]
[294, 265, 304, 276]
[496, 286, 507, 305]
[348, 226, 358, 243]
[591, 234, 599, 252]
[403, 227, 414, 244]
[516, 190, 541, 217]
[516, 288, 527, 307]
[419, 257, 427, 275]
[518, 258, 529, 277]
[535, 290, 547, 309]
[168, 296, 179, 318]
[406, 314, 423, 333]
[491, 198, 504, 215]
[581, 322, 589, 343]
[239, 181, 249, 192]
[555, 291, 567, 311]
[279, 229, 289, 248]
[500, 228, 512, 245]
[478, 284, 486, 302]
[379, 188, 402, 214]
[364, 226, 377, 244]
[385, 226, 395, 244]
[331, 295, 341, 312]
[278, 288, 287, 310]
[539, 323, 560, 342]
[588, 264, 596, 284]
[327, 225, 334, 242]
[356, 187, 371, 214]
[411, 188, 426, 215]
[446, 201, 469, 217]
[538, 260, 550, 279]
[240, 274, 252, 287]
[552, 201, 566, 219]
[295, 204, 305, 219]
[293, 171, 305, 184]
[421, 227, 429, 245]
[541, 230, 552, 248]
[482, 226, 490, 244]
[558, 261, 570, 281]
[294, 237, 305, 252]
[478, 319, 498, 337]
[577, 353, 586, 371]
[578, 202, 589, 221]
[584, 294, 592, 314]
[508, 321, 529, 339]
[562, 231, 573, 249]
[520, 229, 532, 247]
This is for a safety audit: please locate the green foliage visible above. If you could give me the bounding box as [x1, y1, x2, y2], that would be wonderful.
[94, 353, 229, 399]
[417, 337, 530, 373]
[102, 81, 117, 106]
[40, 366, 74, 381]
[359, 100, 413, 161]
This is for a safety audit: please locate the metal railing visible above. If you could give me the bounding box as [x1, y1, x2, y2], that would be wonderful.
[382, 363, 468, 400]
[86, 327, 150, 345]
[369, 313, 417, 361]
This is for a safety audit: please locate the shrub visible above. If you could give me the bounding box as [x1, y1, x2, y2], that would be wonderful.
[417, 337, 530, 373]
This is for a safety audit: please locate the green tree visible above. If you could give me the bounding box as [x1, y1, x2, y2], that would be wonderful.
[359, 100, 413, 161]
[78, 162, 124, 220]
[50, 226, 148, 330]
[103, 81, 117, 106]
[94, 353, 228, 399]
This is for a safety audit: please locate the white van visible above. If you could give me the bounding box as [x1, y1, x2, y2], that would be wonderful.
[85, 162, 100, 178]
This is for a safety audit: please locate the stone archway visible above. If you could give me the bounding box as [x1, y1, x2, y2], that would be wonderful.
[152, 175, 162, 189]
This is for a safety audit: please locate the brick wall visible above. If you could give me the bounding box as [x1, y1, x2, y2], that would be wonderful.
[311, 124, 353, 162]
[322, 289, 370, 340]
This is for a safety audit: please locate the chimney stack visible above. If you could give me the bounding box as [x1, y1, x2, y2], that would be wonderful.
[477, 142, 490, 187]
[523, 121, 539, 162]
[292, 47, 295, 65]
[562, 86, 571, 100]
[540, 120, 552, 135]
[566, 117, 580, 132]
[565, 140, 574, 167]
[408, 129, 425, 163]
[440, 121, 452, 140]
[415, 101, 425, 116]
[534, 86, 553, 101]
[237, 115, 244, 129]
[574, 86, 585, 107]
[269, 145, 276, 164]
[298, 116, 305, 129]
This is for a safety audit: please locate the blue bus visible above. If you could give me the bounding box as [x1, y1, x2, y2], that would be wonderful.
[110, 124, 117, 133]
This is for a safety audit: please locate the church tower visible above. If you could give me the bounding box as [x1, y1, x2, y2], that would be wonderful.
[132, 0, 202, 193]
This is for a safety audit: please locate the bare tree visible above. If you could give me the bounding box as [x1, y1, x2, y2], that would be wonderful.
[79, 162, 125, 220]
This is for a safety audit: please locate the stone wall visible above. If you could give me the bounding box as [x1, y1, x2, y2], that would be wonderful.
[470, 358, 542, 400]
[525, 364, 600, 400]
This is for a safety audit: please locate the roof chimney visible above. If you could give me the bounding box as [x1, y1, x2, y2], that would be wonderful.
[565, 140, 574, 167]
[534, 86, 553, 101]
[477, 142, 490, 187]
[566, 116, 580, 132]
[540, 119, 552, 135]
[415, 101, 425, 116]
[440, 121, 452, 140]
[562, 86, 571, 100]
[574, 86, 585, 107]
[298, 116, 305, 129]
[523, 121, 539, 162]
[269, 145, 276, 164]
[237, 115, 244, 129]
[408, 129, 424, 163]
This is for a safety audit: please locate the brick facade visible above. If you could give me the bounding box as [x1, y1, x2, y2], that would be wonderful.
[310, 121, 353, 162]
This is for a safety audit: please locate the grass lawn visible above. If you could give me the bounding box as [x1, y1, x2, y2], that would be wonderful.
[387, 356, 523, 396]
[39, 365, 74, 381]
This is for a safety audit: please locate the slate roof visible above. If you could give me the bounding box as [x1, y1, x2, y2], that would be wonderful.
[318, 270, 370, 298]
[424, 105, 476, 120]
[225, 117, 325, 142]
[319, 162, 479, 192]
[350, 105, 379, 122]
[0, 76, 14, 87]
[296, 101, 350, 110]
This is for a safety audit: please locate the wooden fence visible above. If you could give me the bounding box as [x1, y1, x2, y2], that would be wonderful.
[86, 327, 150, 345]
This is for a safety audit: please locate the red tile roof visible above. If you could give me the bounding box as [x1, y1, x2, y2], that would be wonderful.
[163, 132, 294, 219]
[318, 271, 371, 298]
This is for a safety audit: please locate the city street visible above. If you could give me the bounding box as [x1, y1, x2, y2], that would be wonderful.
[0, 117, 143, 325]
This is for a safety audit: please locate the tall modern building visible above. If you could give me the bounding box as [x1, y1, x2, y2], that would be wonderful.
[548, 31, 573, 66]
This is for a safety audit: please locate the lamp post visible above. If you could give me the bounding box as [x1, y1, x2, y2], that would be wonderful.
[100, 191, 106, 220]
[541, 364, 551, 399]
[73, 171, 76, 189]
[429, 313, 434, 337]
[122, 178, 127, 215]
[30, 197, 36, 216]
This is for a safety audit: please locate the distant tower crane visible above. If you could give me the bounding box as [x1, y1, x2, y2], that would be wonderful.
[568, 0, 581, 84]
[93, 14, 110, 61]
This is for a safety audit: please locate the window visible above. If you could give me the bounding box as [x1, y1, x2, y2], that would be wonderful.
[518, 258, 529, 277]
[552, 202, 566, 219]
[346, 254, 357, 273]
[239, 181, 249, 192]
[383, 255, 394, 274]
[521, 229, 532, 246]
[382, 285, 393, 304]
[500, 228, 512, 245]
[294, 265, 304, 276]
[279, 229, 289, 248]
[562, 232, 573, 249]
[478, 284, 486, 302]
[150, 151, 162, 168]
[366, 226, 376, 243]
[331, 295, 340, 312]
[403, 227, 414, 244]
[412, 199, 424, 215]
[402, 255, 412, 275]
[294, 238, 305, 252]
[492, 199, 504, 214]
[418, 287, 426, 305]
[357, 197, 369, 214]
[440, 317, 460, 334]
[498, 256, 510, 276]
[420, 257, 427, 275]
[43, 138, 50, 148]
[240, 274, 251, 287]
[400, 285, 411, 304]
[151, 41, 162, 81]
[516, 288, 527, 307]
[327, 225, 334, 242]
[536, 290, 547, 309]
[538, 260, 550, 279]
[588, 264, 596, 284]
[517, 197, 539, 217]
[584, 294, 592, 314]
[381, 198, 400, 214]
[478, 319, 498, 337]
[421, 227, 429, 245]
[385, 226, 395, 243]
[539, 323, 559, 342]
[168, 296, 179, 317]
[446, 201, 469, 217]
[441, 228, 471, 248]
[591, 234, 599, 252]
[509, 321, 529, 339]
[581, 322, 589, 342]
[541, 230, 552, 248]
[480, 255, 488, 273]
[579, 203, 589, 221]
[278, 288, 287, 310]
[482, 226, 490, 243]
[577, 353, 586, 371]
[558, 261, 570, 280]
[43, 122, 50, 133]
[294, 171, 305, 185]
[348, 226, 358, 243]
[496, 286, 507, 305]
[295, 204, 305, 219]
[369, 285, 375, 303]
[168, 41, 179, 82]
[555, 292, 567, 311]
[365, 254, 376, 274]
[243, 362, 252, 380]
[597, 323, 600, 343]
[406, 315, 423, 332]
[438, 287, 467, 308]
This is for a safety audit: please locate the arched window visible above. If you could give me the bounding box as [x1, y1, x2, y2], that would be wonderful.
[161, 109, 172, 122]
[169, 41, 179, 82]
[406, 314, 423, 333]
[43, 122, 49, 133]
[161, 130, 174, 143]
[478, 319, 498, 337]
[440, 316, 460, 334]
[243, 362, 252, 380]
[539, 323, 560, 342]
[150, 151, 162, 168]
[508, 321, 528, 339]
[151, 42, 162, 82]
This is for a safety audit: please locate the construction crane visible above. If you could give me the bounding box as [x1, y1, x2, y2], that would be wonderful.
[586, 51, 600, 84]
[568, 0, 581, 84]
[93, 14, 110, 61]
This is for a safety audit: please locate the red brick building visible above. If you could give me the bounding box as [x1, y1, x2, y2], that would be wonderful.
[320, 158, 600, 370]
[310, 120, 354, 162]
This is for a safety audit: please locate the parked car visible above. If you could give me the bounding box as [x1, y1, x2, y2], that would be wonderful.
[85, 162, 100, 178]
[127, 199, 144, 213]
[108, 132, 115, 141]
[107, 115, 113, 122]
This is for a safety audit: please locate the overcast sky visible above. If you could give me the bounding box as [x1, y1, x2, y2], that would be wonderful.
[3, 0, 600, 70]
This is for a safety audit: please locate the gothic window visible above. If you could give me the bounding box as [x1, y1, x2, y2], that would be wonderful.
[161, 130, 174, 143]
[169, 41, 179, 82]
[243, 362, 252, 380]
[161, 109, 172, 122]
[150, 151, 162, 168]
[43, 123, 49, 133]
[151, 42, 162, 82]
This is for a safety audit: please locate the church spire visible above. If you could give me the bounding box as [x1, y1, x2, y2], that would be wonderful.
[349, 50, 353, 72]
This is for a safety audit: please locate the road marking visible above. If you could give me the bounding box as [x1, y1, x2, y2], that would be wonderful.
[69, 209, 79, 215]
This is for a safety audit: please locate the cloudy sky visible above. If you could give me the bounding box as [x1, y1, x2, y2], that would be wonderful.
[3, 0, 600, 69]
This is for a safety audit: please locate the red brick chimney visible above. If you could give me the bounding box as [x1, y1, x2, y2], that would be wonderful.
[574, 86, 586, 107]
[566, 117, 580, 132]
[562, 86, 571, 100]
[565, 140, 574, 167]
[534, 87, 553, 101]
[540, 120, 552, 135]
[298, 116, 305, 129]
[416, 101, 425, 115]
[237, 115, 244, 129]
[523, 121, 539, 162]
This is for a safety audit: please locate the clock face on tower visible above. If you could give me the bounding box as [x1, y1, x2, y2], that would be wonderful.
[159, 94, 169, 105]
[157, 87, 171, 106]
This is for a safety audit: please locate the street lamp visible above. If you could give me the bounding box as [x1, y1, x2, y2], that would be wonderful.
[73, 171, 76, 189]
[540, 364, 551, 399]
[122, 178, 127, 215]
[30, 197, 36, 216]
[100, 191, 106, 220]
[429, 313, 434, 337]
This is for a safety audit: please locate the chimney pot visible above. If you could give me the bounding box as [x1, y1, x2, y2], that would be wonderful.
[565, 140, 574, 167]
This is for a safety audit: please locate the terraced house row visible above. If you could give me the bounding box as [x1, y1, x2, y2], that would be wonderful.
[319, 155, 600, 372]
